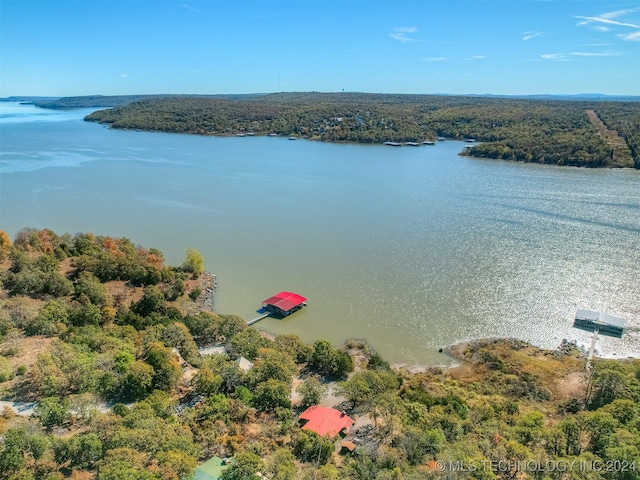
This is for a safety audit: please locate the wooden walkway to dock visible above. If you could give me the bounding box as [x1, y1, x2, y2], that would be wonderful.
[586, 329, 599, 370]
[247, 313, 270, 326]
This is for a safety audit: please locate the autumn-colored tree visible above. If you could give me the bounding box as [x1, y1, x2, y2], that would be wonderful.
[0, 230, 11, 261]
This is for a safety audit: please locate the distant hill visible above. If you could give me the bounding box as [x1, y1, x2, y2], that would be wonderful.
[32, 95, 169, 109]
[30, 93, 268, 109]
[0, 96, 60, 103]
[436, 93, 640, 102]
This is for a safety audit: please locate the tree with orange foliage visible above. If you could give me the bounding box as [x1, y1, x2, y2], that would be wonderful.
[0, 230, 11, 261]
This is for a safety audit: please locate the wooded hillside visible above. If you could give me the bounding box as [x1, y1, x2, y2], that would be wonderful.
[1, 228, 639, 480]
[82, 93, 640, 168]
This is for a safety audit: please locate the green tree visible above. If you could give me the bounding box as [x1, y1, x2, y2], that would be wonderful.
[132, 285, 166, 317]
[97, 448, 157, 480]
[588, 368, 629, 409]
[34, 396, 70, 429]
[293, 430, 334, 465]
[191, 369, 223, 395]
[74, 271, 110, 306]
[275, 333, 312, 363]
[182, 247, 204, 277]
[154, 449, 196, 480]
[28, 299, 69, 336]
[296, 376, 328, 408]
[123, 360, 155, 400]
[248, 347, 297, 386]
[220, 452, 263, 480]
[144, 341, 182, 392]
[264, 448, 297, 480]
[309, 340, 353, 378]
[336, 374, 372, 408]
[399, 426, 447, 465]
[218, 314, 247, 341]
[0, 429, 27, 475]
[228, 328, 272, 361]
[253, 378, 291, 411]
[162, 322, 201, 367]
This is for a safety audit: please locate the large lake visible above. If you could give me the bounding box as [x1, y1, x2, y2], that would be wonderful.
[1, 103, 638, 365]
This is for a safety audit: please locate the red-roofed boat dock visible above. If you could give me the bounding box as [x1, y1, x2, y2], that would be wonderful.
[247, 291, 307, 325]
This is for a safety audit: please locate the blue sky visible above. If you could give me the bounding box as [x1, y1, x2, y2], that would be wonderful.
[1, 0, 639, 97]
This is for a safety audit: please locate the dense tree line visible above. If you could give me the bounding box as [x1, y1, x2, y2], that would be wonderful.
[83, 93, 640, 168]
[1, 228, 639, 479]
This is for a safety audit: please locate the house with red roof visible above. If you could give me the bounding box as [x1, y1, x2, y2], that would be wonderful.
[262, 291, 307, 317]
[298, 406, 354, 437]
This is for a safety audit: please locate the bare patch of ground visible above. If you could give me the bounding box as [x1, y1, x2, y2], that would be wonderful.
[586, 109, 634, 167]
[4, 335, 54, 371]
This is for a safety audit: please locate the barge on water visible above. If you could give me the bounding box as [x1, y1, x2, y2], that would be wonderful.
[573, 309, 626, 337]
[262, 291, 307, 317]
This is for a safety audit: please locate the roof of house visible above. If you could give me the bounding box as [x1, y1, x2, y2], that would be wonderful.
[235, 356, 253, 372]
[299, 405, 354, 437]
[194, 456, 228, 480]
[341, 440, 357, 452]
[262, 291, 307, 312]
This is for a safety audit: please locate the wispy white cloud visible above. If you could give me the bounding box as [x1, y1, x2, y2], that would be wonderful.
[120, 73, 128, 78]
[575, 8, 640, 45]
[422, 56, 447, 62]
[571, 51, 619, 57]
[468, 55, 486, 60]
[182, 4, 203, 13]
[576, 7, 640, 41]
[540, 53, 567, 61]
[576, 15, 640, 29]
[523, 31, 543, 41]
[620, 30, 640, 41]
[390, 27, 419, 43]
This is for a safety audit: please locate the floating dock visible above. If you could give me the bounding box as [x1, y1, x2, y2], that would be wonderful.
[573, 309, 625, 337]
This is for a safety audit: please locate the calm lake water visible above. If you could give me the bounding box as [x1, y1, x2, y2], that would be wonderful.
[1, 103, 639, 365]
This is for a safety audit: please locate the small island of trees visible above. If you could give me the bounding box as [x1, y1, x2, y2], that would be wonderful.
[0, 228, 638, 480]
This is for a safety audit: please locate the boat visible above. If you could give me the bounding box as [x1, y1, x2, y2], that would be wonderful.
[384, 142, 402, 146]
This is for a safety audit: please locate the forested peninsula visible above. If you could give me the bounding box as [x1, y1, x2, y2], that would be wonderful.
[80, 93, 639, 169]
[1, 228, 639, 480]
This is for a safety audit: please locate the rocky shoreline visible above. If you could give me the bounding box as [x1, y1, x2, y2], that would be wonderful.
[194, 271, 217, 312]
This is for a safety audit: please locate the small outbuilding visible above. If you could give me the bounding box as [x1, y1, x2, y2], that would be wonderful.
[298, 405, 354, 437]
[341, 440, 357, 455]
[193, 456, 232, 480]
[262, 291, 307, 317]
[235, 356, 253, 372]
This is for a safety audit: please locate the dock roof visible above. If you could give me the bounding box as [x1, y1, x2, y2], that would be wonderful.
[262, 291, 306, 312]
[299, 405, 354, 437]
[576, 309, 626, 329]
